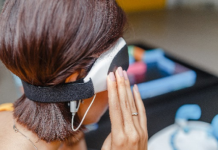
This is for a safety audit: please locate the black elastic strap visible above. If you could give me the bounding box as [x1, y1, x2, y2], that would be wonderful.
[22, 79, 94, 103]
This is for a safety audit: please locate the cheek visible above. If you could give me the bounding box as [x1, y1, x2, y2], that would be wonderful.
[79, 91, 108, 125]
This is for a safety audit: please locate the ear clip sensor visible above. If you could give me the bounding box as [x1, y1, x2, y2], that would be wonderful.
[70, 94, 96, 131]
[70, 100, 81, 116]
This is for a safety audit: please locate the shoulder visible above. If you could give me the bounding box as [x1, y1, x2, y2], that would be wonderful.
[0, 112, 32, 150]
[0, 111, 13, 125]
[0, 111, 25, 150]
[0, 103, 14, 134]
[0, 111, 12, 149]
[0, 111, 13, 124]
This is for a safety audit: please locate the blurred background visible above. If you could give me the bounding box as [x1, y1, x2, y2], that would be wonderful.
[1, 0, 218, 149]
[1, 0, 218, 103]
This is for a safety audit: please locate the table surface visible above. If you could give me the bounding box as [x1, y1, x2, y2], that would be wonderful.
[85, 47, 218, 150]
[85, 81, 218, 150]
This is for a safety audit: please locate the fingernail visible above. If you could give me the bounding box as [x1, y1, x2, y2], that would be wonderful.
[134, 84, 139, 92]
[117, 67, 123, 77]
[109, 72, 116, 81]
[123, 70, 129, 80]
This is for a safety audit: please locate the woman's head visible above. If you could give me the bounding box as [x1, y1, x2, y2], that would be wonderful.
[0, 0, 126, 143]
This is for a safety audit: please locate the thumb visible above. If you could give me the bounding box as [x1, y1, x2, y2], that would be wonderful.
[101, 133, 112, 150]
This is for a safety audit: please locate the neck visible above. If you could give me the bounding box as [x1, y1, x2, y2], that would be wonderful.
[14, 119, 62, 150]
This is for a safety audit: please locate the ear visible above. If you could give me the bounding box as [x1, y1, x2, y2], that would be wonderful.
[65, 72, 80, 83]
[65, 69, 86, 83]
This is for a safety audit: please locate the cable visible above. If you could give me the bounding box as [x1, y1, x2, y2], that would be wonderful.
[71, 94, 96, 131]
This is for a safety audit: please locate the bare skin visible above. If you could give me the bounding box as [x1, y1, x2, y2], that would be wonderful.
[0, 91, 108, 150]
[0, 111, 61, 150]
[102, 67, 148, 150]
[0, 67, 148, 150]
[0, 71, 109, 150]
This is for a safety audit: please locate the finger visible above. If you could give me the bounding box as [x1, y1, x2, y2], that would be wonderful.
[123, 71, 137, 113]
[133, 84, 147, 133]
[115, 67, 134, 129]
[107, 72, 123, 133]
[123, 71, 140, 125]
[102, 133, 111, 150]
[123, 70, 144, 146]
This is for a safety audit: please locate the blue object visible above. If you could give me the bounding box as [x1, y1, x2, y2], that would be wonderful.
[128, 45, 135, 64]
[136, 71, 196, 99]
[128, 47, 197, 99]
[158, 58, 176, 74]
[129, 54, 135, 65]
[170, 130, 179, 150]
[170, 104, 201, 150]
[211, 114, 218, 140]
[143, 48, 164, 63]
[169, 105, 218, 150]
[175, 104, 201, 120]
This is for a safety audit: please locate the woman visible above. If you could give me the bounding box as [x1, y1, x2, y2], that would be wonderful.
[0, 0, 148, 150]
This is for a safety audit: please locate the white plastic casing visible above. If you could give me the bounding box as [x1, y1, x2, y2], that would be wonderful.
[84, 38, 126, 93]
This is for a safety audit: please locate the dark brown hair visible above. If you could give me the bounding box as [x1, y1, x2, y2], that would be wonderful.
[0, 0, 126, 143]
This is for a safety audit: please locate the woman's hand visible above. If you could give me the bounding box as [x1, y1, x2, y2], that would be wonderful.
[102, 67, 148, 150]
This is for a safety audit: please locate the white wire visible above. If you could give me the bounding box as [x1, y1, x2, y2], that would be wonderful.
[72, 94, 96, 131]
